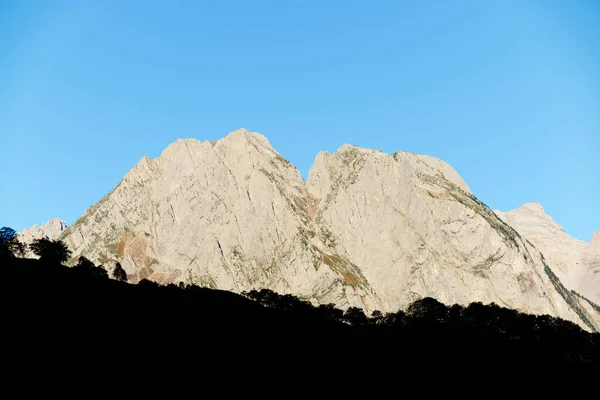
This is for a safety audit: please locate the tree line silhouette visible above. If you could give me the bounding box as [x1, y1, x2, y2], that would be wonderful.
[0, 226, 126, 281]
[1, 225, 598, 375]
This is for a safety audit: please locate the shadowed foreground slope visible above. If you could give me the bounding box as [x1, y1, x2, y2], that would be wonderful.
[1, 258, 598, 378]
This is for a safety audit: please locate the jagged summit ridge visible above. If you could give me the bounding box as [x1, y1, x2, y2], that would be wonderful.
[18, 218, 68, 243]
[58, 129, 600, 332]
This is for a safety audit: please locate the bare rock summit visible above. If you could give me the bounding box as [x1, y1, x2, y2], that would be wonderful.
[57, 129, 600, 331]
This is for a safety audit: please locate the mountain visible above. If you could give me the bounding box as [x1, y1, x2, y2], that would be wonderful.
[581, 232, 600, 304]
[18, 218, 68, 243]
[495, 204, 600, 305]
[17, 218, 68, 257]
[56, 129, 600, 331]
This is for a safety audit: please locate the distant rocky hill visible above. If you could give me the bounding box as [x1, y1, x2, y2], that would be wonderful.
[18, 218, 67, 243]
[496, 204, 600, 305]
[25, 129, 597, 331]
[17, 218, 68, 257]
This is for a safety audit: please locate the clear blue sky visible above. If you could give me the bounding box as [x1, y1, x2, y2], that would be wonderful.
[1, 0, 598, 241]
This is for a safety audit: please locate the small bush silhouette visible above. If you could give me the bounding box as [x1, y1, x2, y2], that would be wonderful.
[113, 262, 127, 281]
[75, 256, 108, 279]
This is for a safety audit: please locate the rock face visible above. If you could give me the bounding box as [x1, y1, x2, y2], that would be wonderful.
[58, 129, 600, 331]
[580, 231, 600, 304]
[496, 204, 600, 306]
[18, 219, 68, 257]
[18, 218, 68, 243]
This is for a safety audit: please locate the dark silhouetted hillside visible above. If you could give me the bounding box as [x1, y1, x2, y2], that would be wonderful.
[1, 257, 598, 380]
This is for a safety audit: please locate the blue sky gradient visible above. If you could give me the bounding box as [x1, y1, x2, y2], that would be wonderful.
[1, 0, 598, 241]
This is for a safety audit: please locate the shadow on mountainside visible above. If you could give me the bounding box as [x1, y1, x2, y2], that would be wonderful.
[0, 256, 598, 378]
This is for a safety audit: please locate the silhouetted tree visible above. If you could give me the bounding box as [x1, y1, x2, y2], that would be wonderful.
[370, 310, 384, 325]
[317, 303, 344, 322]
[11, 239, 26, 258]
[0, 227, 25, 259]
[76, 256, 96, 269]
[29, 238, 72, 265]
[138, 279, 159, 288]
[113, 262, 127, 281]
[246, 289, 280, 308]
[343, 307, 368, 326]
[408, 297, 449, 324]
[279, 293, 311, 312]
[75, 256, 108, 279]
[0, 227, 14, 260]
[381, 310, 407, 327]
[0, 227, 16, 245]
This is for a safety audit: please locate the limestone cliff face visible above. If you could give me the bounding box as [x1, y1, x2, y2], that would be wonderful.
[60, 130, 379, 309]
[306, 145, 599, 331]
[58, 129, 600, 331]
[496, 204, 600, 306]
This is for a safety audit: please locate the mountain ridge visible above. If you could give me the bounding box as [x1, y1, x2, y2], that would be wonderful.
[20, 128, 597, 331]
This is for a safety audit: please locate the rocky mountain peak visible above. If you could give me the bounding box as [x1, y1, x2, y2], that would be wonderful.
[503, 202, 570, 236]
[18, 218, 68, 242]
[226, 127, 271, 143]
[335, 143, 367, 154]
[513, 202, 552, 219]
[55, 129, 600, 332]
[392, 150, 472, 194]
